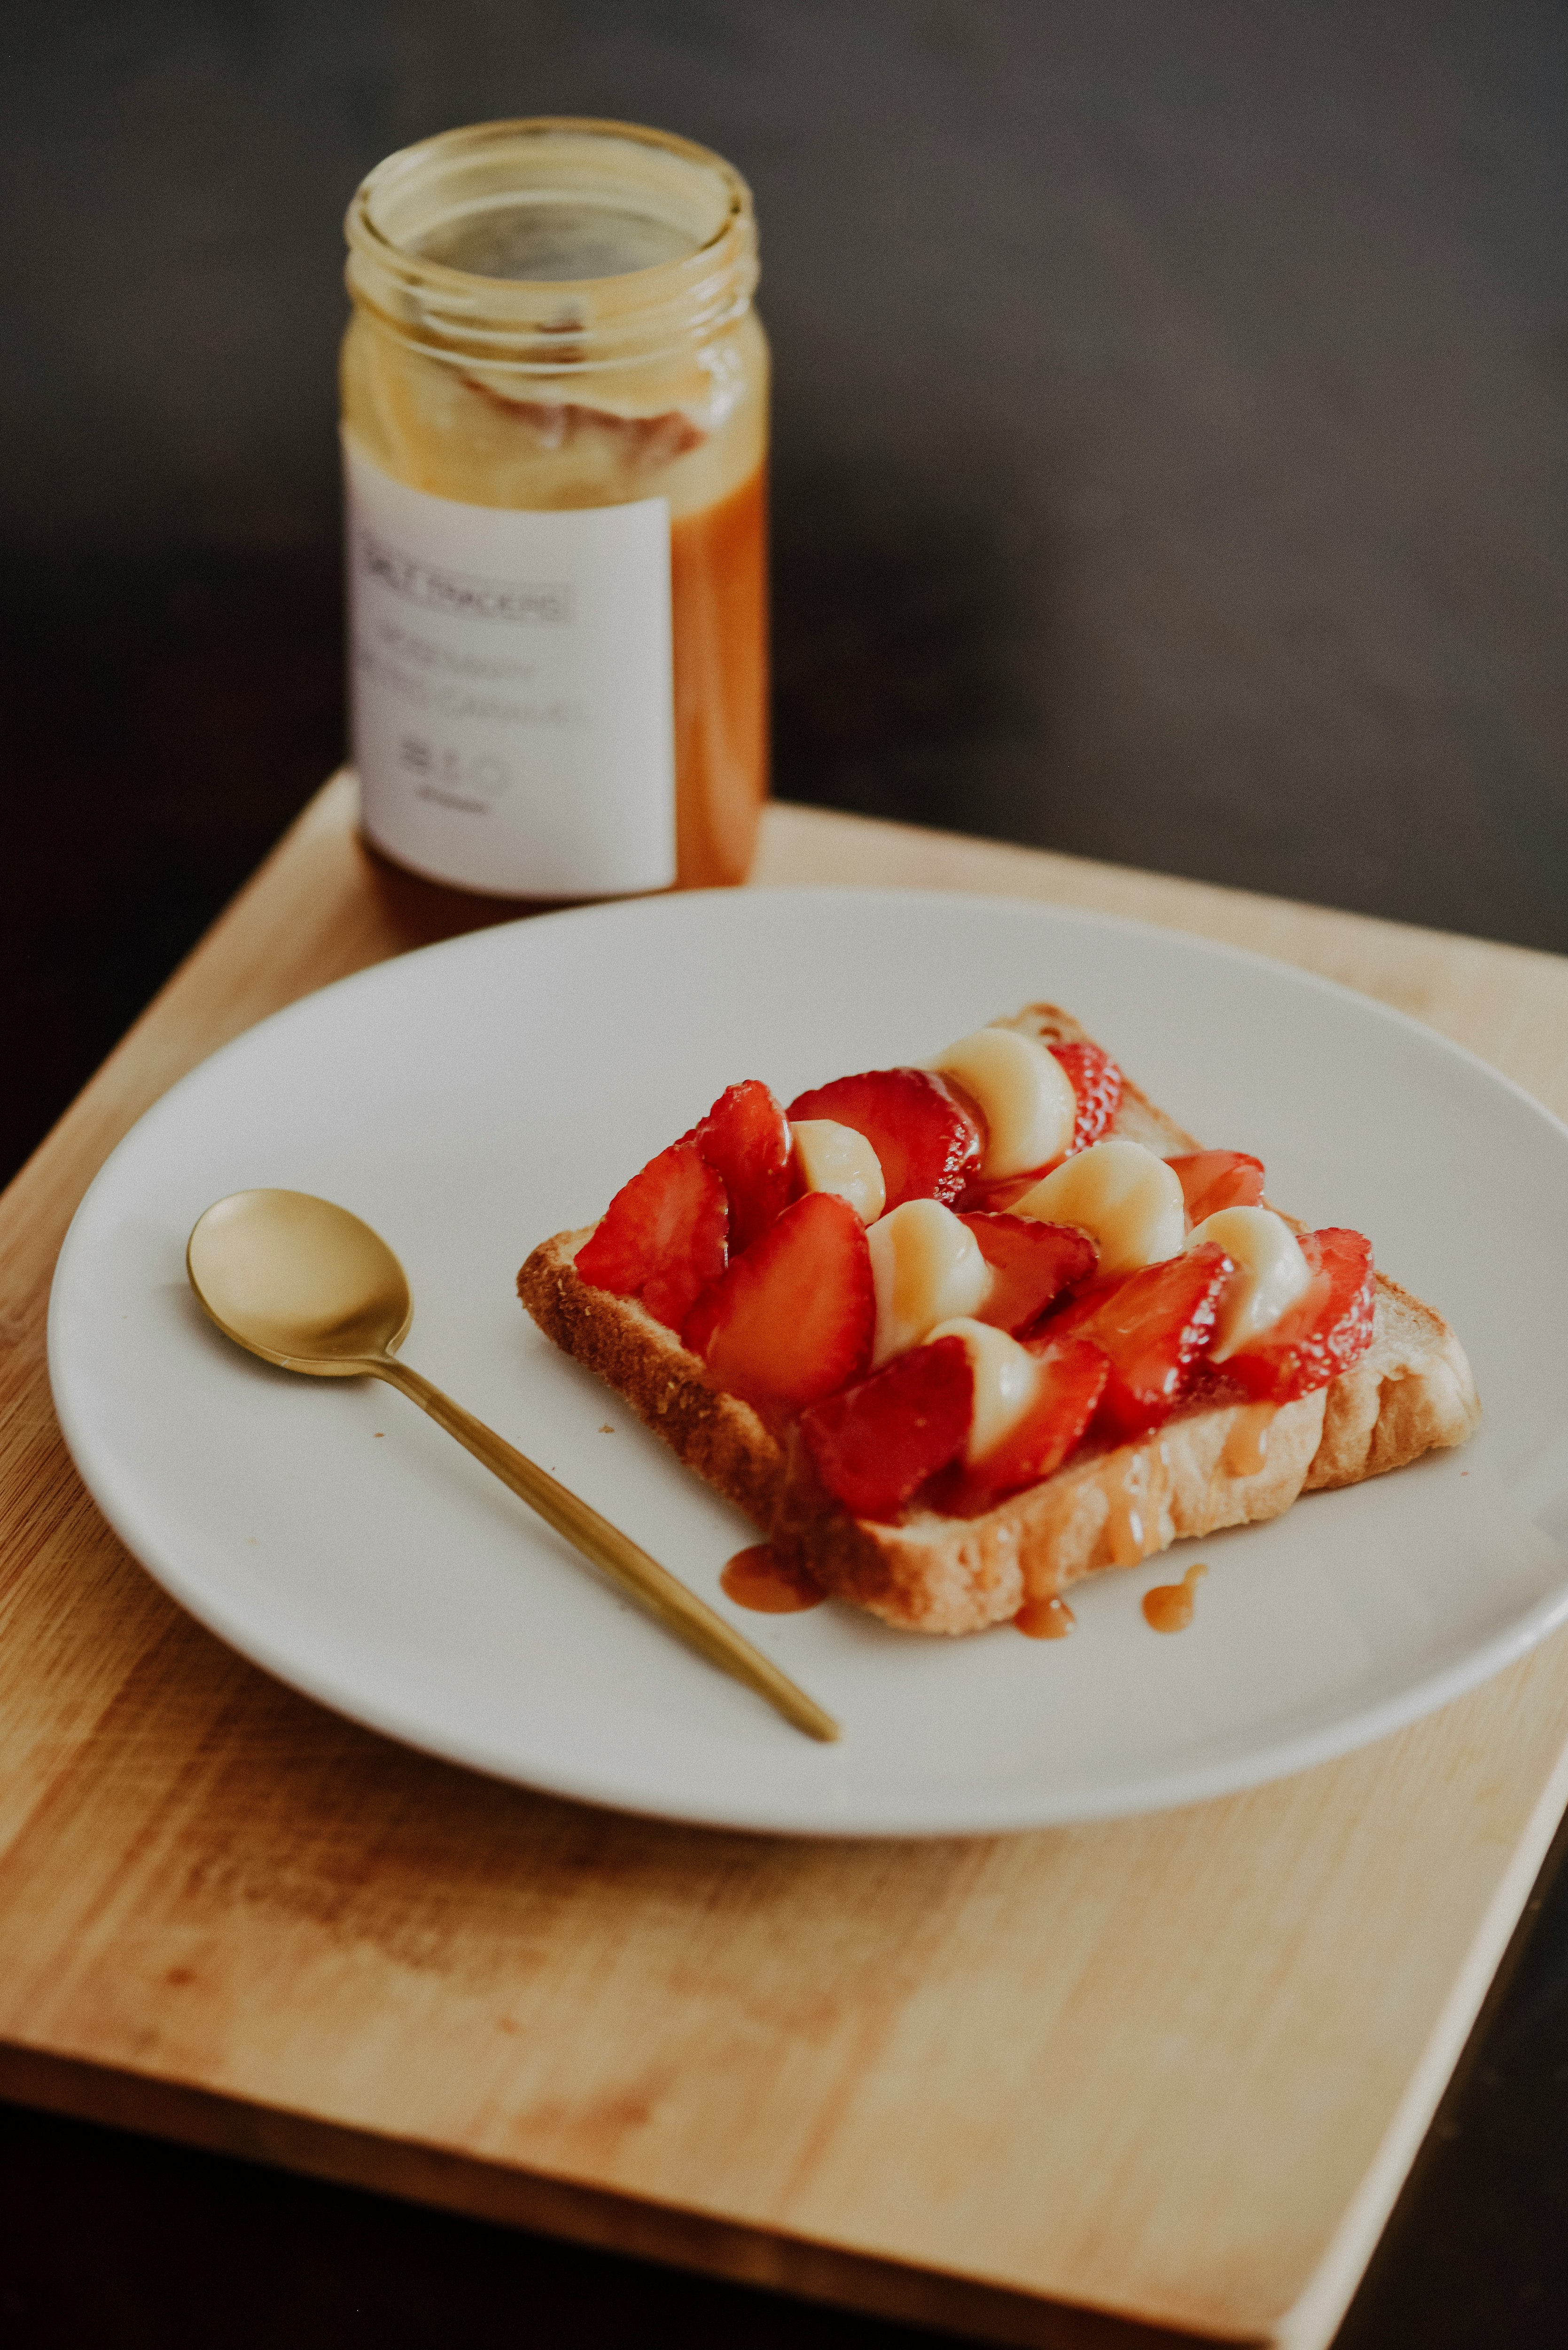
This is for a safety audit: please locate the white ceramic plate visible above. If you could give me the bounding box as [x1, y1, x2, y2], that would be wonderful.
[48, 887, 1568, 1836]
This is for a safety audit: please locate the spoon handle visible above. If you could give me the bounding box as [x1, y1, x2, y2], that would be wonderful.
[368, 1355, 840, 1744]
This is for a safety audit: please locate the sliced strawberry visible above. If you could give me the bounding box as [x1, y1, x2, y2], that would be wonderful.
[1050, 1041, 1124, 1154]
[1224, 1228, 1375, 1402]
[944, 1337, 1110, 1511]
[1167, 1150, 1266, 1225]
[798, 1335, 973, 1520]
[575, 1140, 727, 1334]
[785, 1068, 981, 1210]
[683, 1079, 793, 1252]
[959, 1213, 1097, 1333]
[1047, 1242, 1233, 1440]
[684, 1191, 874, 1409]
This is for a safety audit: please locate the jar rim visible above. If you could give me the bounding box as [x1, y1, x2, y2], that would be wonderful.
[345, 116, 758, 369]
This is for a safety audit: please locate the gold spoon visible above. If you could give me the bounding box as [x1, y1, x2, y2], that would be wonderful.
[187, 1189, 839, 1744]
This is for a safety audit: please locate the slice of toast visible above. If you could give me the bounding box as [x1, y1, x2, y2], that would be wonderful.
[518, 1005, 1481, 1635]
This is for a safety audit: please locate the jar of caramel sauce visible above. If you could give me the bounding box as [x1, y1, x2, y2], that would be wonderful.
[342, 118, 768, 898]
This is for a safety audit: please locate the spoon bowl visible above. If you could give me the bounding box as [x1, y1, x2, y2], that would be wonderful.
[187, 1188, 838, 1741]
[188, 1189, 413, 1371]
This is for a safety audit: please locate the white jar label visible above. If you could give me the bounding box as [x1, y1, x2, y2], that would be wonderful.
[344, 435, 677, 896]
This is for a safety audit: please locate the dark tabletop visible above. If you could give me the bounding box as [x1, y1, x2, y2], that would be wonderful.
[3, 4, 1566, 2344]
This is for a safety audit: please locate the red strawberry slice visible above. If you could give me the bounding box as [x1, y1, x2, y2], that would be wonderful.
[1047, 1242, 1233, 1440]
[948, 1336, 1110, 1511]
[684, 1191, 874, 1409]
[798, 1335, 974, 1520]
[1050, 1041, 1124, 1154]
[575, 1140, 727, 1334]
[786, 1067, 981, 1209]
[1224, 1228, 1375, 1402]
[683, 1079, 793, 1252]
[1166, 1150, 1266, 1224]
[959, 1213, 1097, 1333]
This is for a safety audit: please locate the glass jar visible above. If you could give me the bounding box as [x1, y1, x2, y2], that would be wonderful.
[342, 117, 768, 898]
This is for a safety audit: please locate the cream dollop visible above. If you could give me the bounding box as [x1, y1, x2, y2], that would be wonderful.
[1187, 1206, 1312, 1359]
[926, 1027, 1077, 1180]
[925, 1316, 1041, 1464]
[1014, 1138, 1185, 1277]
[866, 1199, 990, 1367]
[789, 1118, 887, 1225]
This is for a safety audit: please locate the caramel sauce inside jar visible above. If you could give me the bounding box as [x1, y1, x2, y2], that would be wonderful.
[1015, 1593, 1076, 1640]
[721, 1544, 825, 1614]
[1142, 1561, 1208, 1634]
[671, 464, 768, 886]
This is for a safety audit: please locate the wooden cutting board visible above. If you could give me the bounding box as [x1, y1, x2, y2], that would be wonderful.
[4, 774, 1568, 2350]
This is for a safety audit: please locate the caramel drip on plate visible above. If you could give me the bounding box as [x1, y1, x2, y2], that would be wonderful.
[1142, 1561, 1208, 1634]
[1222, 1403, 1276, 1477]
[1015, 1594, 1076, 1640]
[721, 1545, 826, 1614]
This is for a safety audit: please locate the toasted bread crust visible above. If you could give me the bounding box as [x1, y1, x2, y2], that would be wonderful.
[768, 1390, 1331, 1633]
[1304, 1271, 1481, 1490]
[519, 1226, 785, 1527]
[518, 1004, 1482, 1634]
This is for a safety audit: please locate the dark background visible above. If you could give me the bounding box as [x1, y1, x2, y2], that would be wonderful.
[2, 3, 1566, 2343]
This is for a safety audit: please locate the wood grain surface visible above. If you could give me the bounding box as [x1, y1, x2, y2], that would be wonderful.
[4, 777, 1568, 2350]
